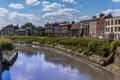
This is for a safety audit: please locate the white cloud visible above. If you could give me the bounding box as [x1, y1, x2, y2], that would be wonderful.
[9, 3, 24, 9]
[42, 8, 79, 23]
[43, 2, 64, 11]
[102, 9, 120, 16]
[42, 1, 50, 5]
[42, 8, 79, 18]
[9, 11, 40, 21]
[26, 0, 40, 6]
[62, 0, 75, 3]
[112, 0, 120, 2]
[79, 15, 90, 20]
[0, 8, 9, 17]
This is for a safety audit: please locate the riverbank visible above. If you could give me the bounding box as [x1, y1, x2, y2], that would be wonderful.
[2, 49, 18, 66]
[6, 36, 120, 74]
[0, 37, 18, 66]
[42, 44, 120, 75]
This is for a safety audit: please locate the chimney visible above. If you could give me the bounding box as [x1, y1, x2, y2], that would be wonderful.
[99, 13, 105, 17]
[93, 16, 96, 19]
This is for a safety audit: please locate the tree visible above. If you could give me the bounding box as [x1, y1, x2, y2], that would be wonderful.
[44, 32, 54, 37]
[21, 23, 35, 29]
[35, 26, 45, 36]
[36, 26, 42, 32]
[79, 28, 84, 37]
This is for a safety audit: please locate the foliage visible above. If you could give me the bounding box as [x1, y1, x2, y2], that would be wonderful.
[36, 26, 42, 31]
[88, 40, 100, 54]
[44, 32, 54, 37]
[0, 37, 14, 50]
[6, 36, 119, 57]
[21, 23, 35, 29]
[109, 41, 118, 53]
[79, 28, 84, 37]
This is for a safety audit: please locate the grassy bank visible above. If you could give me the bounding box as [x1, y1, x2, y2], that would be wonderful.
[7, 36, 119, 58]
[0, 37, 14, 51]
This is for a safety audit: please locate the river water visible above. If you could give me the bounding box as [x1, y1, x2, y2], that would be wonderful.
[1, 44, 120, 80]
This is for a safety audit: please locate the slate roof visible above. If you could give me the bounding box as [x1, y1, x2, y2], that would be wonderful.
[70, 23, 80, 30]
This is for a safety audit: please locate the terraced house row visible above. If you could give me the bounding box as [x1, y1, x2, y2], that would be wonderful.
[45, 13, 120, 40]
[1, 13, 120, 40]
[0, 24, 45, 36]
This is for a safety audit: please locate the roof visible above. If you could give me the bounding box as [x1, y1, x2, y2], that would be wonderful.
[60, 23, 69, 26]
[16, 29, 26, 32]
[70, 23, 80, 30]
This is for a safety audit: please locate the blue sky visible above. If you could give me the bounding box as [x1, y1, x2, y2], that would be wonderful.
[0, 0, 120, 28]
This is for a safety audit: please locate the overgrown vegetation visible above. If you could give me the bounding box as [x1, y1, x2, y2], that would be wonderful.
[0, 37, 14, 50]
[7, 36, 119, 57]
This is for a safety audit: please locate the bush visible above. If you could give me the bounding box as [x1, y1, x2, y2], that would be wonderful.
[109, 41, 118, 53]
[87, 40, 100, 54]
[83, 48, 89, 56]
[0, 37, 14, 50]
[6, 36, 120, 57]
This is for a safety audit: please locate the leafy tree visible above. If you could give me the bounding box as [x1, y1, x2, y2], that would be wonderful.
[36, 26, 43, 32]
[44, 32, 54, 37]
[21, 23, 35, 29]
[79, 28, 84, 37]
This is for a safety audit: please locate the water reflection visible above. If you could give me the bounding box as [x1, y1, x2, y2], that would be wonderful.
[0, 60, 2, 80]
[2, 44, 120, 80]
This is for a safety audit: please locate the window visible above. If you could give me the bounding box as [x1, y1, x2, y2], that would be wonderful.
[118, 20, 120, 24]
[115, 20, 118, 25]
[105, 28, 107, 32]
[108, 28, 109, 32]
[115, 27, 117, 31]
[118, 27, 120, 31]
[111, 27, 113, 32]
[108, 21, 110, 25]
[111, 20, 113, 25]
[105, 21, 107, 26]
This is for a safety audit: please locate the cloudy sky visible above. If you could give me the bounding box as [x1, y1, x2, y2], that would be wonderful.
[0, 0, 120, 28]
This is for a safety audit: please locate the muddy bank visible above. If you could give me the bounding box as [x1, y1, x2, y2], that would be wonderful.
[35, 43, 120, 75]
[2, 49, 18, 66]
[54, 45, 120, 74]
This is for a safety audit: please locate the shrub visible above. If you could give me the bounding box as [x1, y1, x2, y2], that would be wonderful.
[87, 40, 100, 54]
[6, 36, 120, 57]
[0, 37, 14, 50]
[83, 48, 89, 56]
[109, 41, 118, 53]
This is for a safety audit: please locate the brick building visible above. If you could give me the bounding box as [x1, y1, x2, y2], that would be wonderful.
[89, 18, 97, 38]
[1, 24, 18, 36]
[80, 20, 90, 37]
[44, 23, 54, 33]
[89, 14, 108, 38]
[70, 22, 80, 37]
[15, 29, 26, 36]
[60, 22, 71, 37]
[53, 23, 61, 37]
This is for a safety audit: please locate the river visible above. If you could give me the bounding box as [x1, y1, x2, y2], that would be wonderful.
[1, 44, 120, 80]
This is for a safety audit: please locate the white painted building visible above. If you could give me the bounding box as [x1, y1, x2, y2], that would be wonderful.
[105, 16, 120, 40]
